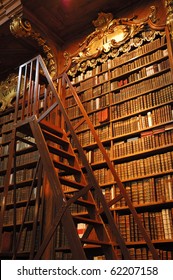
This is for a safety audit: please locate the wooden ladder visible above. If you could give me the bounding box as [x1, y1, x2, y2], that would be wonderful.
[0, 55, 159, 260]
[23, 117, 129, 259]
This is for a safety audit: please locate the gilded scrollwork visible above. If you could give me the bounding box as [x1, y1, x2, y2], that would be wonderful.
[165, 0, 173, 39]
[0, 73, 21, 111]
[66, 7, 165, 77]
[10, 17, 57, 77]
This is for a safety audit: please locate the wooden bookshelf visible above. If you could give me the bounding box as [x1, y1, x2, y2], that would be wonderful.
[0, 102, 44, 259]
[62, 16, 173, 259]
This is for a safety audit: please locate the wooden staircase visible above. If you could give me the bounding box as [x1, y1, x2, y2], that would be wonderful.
[0, 55, 160, 260]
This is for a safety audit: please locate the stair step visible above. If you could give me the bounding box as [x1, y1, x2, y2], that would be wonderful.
[66, 195, 95, 207]
[59, 177, 86, 190]
[73, 216, 102, 225]
[48, 144, 74, 160]
[40, 120, 64, 137]
[81, 238, 111, 246]
[42, 130, 69, 147]
[54, 159, 81, 174]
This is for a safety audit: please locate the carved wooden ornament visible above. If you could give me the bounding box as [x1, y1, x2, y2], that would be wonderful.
[65, 8, 165, 76]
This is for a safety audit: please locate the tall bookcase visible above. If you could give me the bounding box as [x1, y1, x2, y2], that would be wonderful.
[62, 13, 173, 259]
[0, 92, 45, 259]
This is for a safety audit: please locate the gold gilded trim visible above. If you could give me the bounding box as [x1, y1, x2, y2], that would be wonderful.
[165, 0, 173, 39]
[10, 17, 57, 77]
[65, 8, 165, 76]
[0, 73, 21, 111]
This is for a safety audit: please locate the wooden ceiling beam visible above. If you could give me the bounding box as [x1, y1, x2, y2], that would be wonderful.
[0, 0, 23, 26]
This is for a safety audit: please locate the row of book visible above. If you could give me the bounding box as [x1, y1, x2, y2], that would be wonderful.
[0, 150, 39, 171]
[115, 151, 173, 180]
[123, 247, 173, 260]
[0, 175, 4, 186]
[117, 208, 173, 242]
[16, 226, 40, 252]
[112, 71, 172, 102]
[3, 205, 36, 225]
[111, 59, 170, 89]
[15, 150, 39, 166]
[70, 36, 166, 85]
[73, 124, 110, 146]
[66, 87, 110, 109]
[112, 84, 173, 119]
[112, 175, 173, 207]
[83, 128, 173, 163]
[85, 146, 111, 164]
[112, 105, 173, 137]
[55, 248, 173, 260]
[1, 121, 14, 134]
[68, 72, 171, 111]
[0, 143, 9, 155]
[0, 131, 12, 144]
[66, 82, 172, 124]
[9, 168, 36, 184]
[93, 82, 110, 96]
[113, 127, 173, 158]
[110, 36, 166, 69]
[70, 104, 173, 142]
[0, 156, 8, 170]
[67, 98, 109, 122]
[0, 111, 15, 125]
[0, 226, 40, 253]
[75, 75, 110, 93]
[110, 48, 168, 79]
[76, 124, 172, 161]
[55, 223, 69, 248]
[83, 93, 109, 112]
[0, 130, 27, 146]
[0, 185, 37, 206]
[94, 175, 173, 208]
[93, 151, 173, 183]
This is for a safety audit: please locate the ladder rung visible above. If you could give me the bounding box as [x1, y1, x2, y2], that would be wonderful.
[73, 216, 102, 225]
[54, 159, 81, 174]
[81, 238, 112, 246]
[59, 177, 86, 190]
[48, 144, 74, 159]
[42, 130, 69, 147]
[66, 195, 95, 207]
[40, 120, 64, 137]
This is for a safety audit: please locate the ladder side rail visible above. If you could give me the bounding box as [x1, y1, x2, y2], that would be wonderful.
[33, 59, 40, 116]
[14, 67, 23, 124]
[21, 64, 29, 121]
[27, 61, 33, 118]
